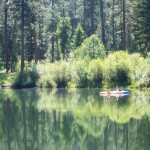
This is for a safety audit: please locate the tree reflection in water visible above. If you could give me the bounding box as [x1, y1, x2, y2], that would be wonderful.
[0, 88, 150, 150]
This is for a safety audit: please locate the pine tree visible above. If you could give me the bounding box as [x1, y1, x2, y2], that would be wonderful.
[133, 0, 150, 55]
[83, 0, 99, 36]
[59, 17, 71, 59]
[72, 23, 85, 50]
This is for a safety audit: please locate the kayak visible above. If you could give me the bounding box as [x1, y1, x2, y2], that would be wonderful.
[99, 91, 129, 97]
[99, 91, 129, 95]
[99, 93, 128, 97]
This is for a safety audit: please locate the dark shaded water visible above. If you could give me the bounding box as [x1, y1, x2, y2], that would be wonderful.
[0, 88, 150, 150]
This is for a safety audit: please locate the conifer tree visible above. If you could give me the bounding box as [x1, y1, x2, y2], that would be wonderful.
[133, 0, 150, 55]
[59, 17, 71, 59]
[72, 24, 85, 50]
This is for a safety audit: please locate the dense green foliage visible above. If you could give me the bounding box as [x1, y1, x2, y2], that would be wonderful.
[0, 51, 149, 88]
[13, 64, 39, 88]
[37, 61, 73, 88]
[88, 59, 103, 87]
[72, 23, 85, 50]
[103, 51, 131, 86]
[133, 0, 150, 55]
[0, 51, 145, 88]
[74, 34, 106, 60]
[38, 51, 150, 88]
[59, 17, 72, 59]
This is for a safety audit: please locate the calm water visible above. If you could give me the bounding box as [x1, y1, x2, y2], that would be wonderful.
[0, 88, 150, 150]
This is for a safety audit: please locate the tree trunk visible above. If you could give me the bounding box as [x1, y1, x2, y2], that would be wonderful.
[51, 0, 55, 62]
[74, 1, 77, 28]
[56, 36, 60, 60]
[83, 0, 86, 30]
[51, 36, 55, 62]
[100, 0, 106, 47]
[33, 27, 38, 63]
[90, 0, 94, 35]
[112, 0, 116, 50]
[4, 0, 9, 72]
[21, 0, 25, 73]
[122, 0, 126, 50]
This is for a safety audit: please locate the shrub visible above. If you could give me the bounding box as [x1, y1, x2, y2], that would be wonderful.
[37, 62, 57, 88]
[73, 60, 89, 87]
[129, 53, 145, 86]
[13, 65, 39, 88]
[143, 56, 150, 87]
[37, 61, 73, 88]
[103, 51, 131, 86]
[54, 61, 72, 87]
[132, 54, 150, 87]
[88, 59, 103, 87]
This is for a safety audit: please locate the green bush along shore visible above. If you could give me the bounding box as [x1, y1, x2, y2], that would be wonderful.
[0, 51, 149, 89]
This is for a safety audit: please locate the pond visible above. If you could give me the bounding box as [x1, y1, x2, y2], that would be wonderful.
[0, 88, 150, 150]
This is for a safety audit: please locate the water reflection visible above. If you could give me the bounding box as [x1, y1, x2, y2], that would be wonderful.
[0, 88, 150, 150]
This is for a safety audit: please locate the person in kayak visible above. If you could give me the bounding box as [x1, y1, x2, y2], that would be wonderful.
[107, 87, 110, 94]
[116, 86, 121, 91]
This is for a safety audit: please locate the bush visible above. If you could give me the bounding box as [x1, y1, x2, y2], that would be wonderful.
[129, 53, 145, 86]
[131, 54, 150, 87]
[37, 61, 73, 88]
[88, 59, 103, 87]
[12, 52, 149, 89]
[13, 65, 39, 88]
[37, 62, 57, 87]
[144, 54, 150, 87]
[73, 60, 89, 87]
[103, 51, 131, 86]
[54, 61, 72, 87]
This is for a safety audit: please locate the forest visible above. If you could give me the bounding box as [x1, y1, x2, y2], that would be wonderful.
[0, 0, 150, 88]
